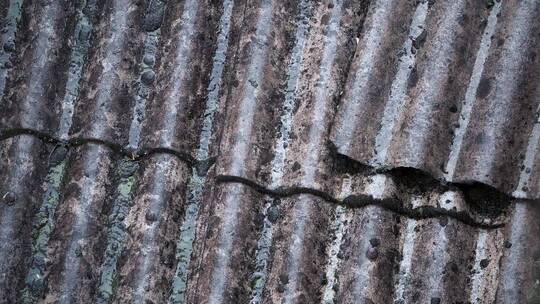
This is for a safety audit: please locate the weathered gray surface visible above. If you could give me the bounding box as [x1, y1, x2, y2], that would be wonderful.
[0, 0, 539, 303]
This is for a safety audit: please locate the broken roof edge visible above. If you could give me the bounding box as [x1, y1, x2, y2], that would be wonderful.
[331, 139, 540, 202]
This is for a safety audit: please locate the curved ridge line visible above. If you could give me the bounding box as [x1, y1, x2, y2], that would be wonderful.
[215, 175, 506, 229]
[0, 128, 215, 169]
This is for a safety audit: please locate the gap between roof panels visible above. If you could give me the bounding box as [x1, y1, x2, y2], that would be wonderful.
[214, 174, 506, 229]
[0, 128, 526, 229]
[0, 128, 215, 172]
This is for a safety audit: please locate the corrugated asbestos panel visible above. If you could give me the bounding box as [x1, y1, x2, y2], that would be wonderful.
[1, 0, 78, 133]
[215, 0, 363, 193]
[331, 0, 540, 200]
[0, 0, 539, 304]
[0, 135, 49, 301]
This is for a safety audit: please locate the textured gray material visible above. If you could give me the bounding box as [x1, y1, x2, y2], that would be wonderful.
[0, 0, 538, 303]
[331, 0, 540, 200]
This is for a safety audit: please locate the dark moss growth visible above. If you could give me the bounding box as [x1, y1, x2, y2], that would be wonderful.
[143, 0, 166, 32]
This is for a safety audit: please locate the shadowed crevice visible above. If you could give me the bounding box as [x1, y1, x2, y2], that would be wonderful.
[329, 137, 539, 202]
[0, 127, 522, 229]
[215, 174, 506, 229]
[329, 142, 521, 211]
[0, 128, 215, 168]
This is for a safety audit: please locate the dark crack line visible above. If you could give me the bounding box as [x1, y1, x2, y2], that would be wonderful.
[215, 175, 506, 229]
[0, 128, 508, 229]
[330, 142, 539, 204]
[0, 128, 216, 169]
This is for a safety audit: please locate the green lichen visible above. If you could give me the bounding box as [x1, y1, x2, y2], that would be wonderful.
[98, 18, 163, 303]
[20, 0, 98, 301]
[169, 170, 205, 303]
[20, 161, 67, 303]
[96, 158, 139, 304]
[118, 175, 135, 197]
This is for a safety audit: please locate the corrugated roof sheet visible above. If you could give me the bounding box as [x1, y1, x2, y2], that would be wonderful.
[331, 0, 540, 199]
[0, 0, 539, 303]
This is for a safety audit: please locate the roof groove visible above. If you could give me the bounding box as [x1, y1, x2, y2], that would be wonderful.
[183, 0, 248, 302]
[249, 0, 312, 299]
[95, 158, 139, 304]
[94, 3, 165, 300]
[0, 0, 24, 101]
[0, 0, 80, 300]
[169, 0, 236, 301]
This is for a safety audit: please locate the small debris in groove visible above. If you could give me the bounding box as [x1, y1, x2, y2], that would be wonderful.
[369, 238, 380, 247]
[141, 70, 156, 85]
[366, 247, 378, 261]
[2, 191, 16, 205]
[480, 258, 490, 269]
